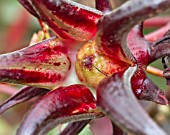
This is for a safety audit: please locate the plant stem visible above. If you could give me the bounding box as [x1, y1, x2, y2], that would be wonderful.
[146, 66, 163, 77]
[145, 23, 170, 42]
[0, 84, 17, 95]
[144, 16, 170, 28]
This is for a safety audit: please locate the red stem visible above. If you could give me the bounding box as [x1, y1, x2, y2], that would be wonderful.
[145, 23, 170, 42]
[144, 16, 170, 28]
[0, 84, 17, 95]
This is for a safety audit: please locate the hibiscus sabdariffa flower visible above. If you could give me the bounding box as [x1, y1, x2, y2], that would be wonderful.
[0, 0, 170, 135]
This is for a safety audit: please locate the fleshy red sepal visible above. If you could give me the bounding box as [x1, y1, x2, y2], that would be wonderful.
[97, 66, 167, 135]
[17, 84, 101, 135]
[0, 86, 49, 114]
[19, 0, 103, 41]
[0, 37, 71, 89]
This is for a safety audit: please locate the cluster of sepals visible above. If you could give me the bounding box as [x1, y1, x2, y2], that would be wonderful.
[0, 0, 170, 134]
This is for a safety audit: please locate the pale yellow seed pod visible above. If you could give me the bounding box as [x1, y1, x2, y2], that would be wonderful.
[76, 41, 130, 88]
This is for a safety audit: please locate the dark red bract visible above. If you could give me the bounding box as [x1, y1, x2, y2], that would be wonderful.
[0, 0, 170, 135]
